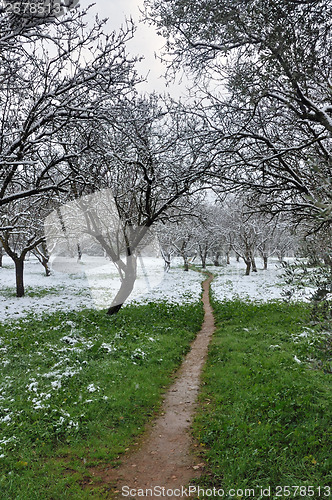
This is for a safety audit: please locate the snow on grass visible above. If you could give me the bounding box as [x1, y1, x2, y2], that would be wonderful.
[210, 258, 294, 302]
[0, 299, 203, 462]
[0, 254, 309, 322]
[0, 255, 204, 322]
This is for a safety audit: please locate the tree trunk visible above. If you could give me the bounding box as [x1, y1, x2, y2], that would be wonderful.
[213, 251, 220, 266]
[160, 247, 171, 272]
[244, 259, 251, 276]
[164, 254, 171, 272]
[236, 253, 240, 262]
[107, 255, 137, 315]
[0, 245, 3, 267]
[43, 259, 51, 276]
[162, 250, 171, 272]
[33, 242, 51, 276]
[263, 255, 268, 270]
[180, 251, 189, 271]
[41, 241, 51, 276]
[251, 256, 258, 272]
[226, 250, 230, 265]
[77, 243, 82, 261]
[277, 252, 285, 262]
[107, 276, 136, 315]
[15, 258, 25, 297]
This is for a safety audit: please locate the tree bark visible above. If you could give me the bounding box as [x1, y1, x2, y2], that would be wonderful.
[77, 243, 82, 261]
[164, 255, 171, 272]
[40, 242, 51, 276]
[33, 242, 51, 276]
[43, 259, 51, 277]
[107, 255, 137, 315]
[15, 258, 25, 297]
[244, 259, 251, 276]
[277, 252, 285, 262]
[161, 248, 171, 272]
[263, 255, 268, 270]
[182, 253, 189, 271]
[251, 255, 258, 272]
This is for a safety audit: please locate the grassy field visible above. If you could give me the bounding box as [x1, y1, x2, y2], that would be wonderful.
[193, 299, 331, 499]
[1, 261, 331, 500]
[0, 301, 204, 499]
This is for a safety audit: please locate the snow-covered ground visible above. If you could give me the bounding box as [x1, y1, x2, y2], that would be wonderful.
[210, 258, 285, 302]
[210, 258, 316, 303]
[0, 254, 309, 322]
[0, 255, 203, 322]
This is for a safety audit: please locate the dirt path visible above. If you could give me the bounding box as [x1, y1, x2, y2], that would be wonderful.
[91, 274, 215, 499]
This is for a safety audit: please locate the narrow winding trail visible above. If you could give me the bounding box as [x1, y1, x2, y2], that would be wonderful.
[91, 274, 215, 498]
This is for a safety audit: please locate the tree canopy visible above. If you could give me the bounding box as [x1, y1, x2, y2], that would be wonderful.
[145, 0, 332, 229]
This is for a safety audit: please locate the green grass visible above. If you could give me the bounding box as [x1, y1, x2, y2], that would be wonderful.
[0, 301, 204, 499]
[193, 299, 331, 499]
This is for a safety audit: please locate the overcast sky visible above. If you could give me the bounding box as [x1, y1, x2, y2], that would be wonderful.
[80, 0, 188, 98]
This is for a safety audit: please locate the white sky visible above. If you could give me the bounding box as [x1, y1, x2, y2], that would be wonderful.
[80, 0, 189, 98]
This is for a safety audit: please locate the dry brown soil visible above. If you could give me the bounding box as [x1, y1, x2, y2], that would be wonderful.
[89, 273, 215, 499]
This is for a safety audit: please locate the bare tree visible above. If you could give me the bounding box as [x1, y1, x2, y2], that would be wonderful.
[0, 10, 138, 210]
[46, 96, 211, 313]
[145, 0, 332, 229]
[0, 0, 79, 47]
[190, 203, 223, 269]
[214, 196, 259, 275]
[32, 240, 51, 276]
[273, 223, 296, 264]
[0, 197, 48, 296]
[158, 218, 197, 272]
[0, 9, 140, 295]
